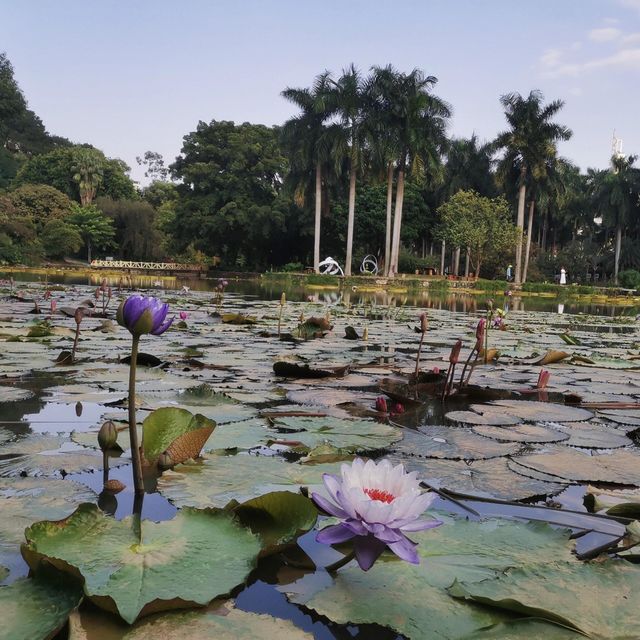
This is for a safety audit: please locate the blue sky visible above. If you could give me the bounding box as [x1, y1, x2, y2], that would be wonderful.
[2, 0, 639, 184]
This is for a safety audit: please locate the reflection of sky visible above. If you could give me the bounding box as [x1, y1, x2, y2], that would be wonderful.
[21, 402, 106, 434]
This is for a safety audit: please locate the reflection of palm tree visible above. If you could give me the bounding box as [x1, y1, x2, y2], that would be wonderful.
[494, 91, 571, 284]
[282, 74, 333, 273]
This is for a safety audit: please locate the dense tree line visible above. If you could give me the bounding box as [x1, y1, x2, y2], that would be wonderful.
[1, 52, 639, 285]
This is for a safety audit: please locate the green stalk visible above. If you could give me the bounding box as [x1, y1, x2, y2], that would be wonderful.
[128, 335, 144, 494]
[325, 550, 356, 573]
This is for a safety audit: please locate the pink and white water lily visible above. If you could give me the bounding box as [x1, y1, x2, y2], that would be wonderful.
[312, 458, 442, 571]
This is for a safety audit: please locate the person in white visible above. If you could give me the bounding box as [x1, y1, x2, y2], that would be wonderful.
[559, 268, 567, 285]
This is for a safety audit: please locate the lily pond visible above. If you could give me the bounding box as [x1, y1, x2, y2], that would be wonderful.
[1, 278, 640, 639]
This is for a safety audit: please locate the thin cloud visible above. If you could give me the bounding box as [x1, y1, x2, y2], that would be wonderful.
[541, 47, 640, 78]
[589, 27, 622, 41]
[619, 0, 640, 12]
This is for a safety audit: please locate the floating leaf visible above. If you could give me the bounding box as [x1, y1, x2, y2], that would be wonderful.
[449, 559, 640, 639]
[22, 503, 261, 624]
[485, 400, 593, 422]
[142, 407, 215, 465]
[1, 570, 83, 640]
[0, 386, 33, 403]
[445, 410, 522, 426]
[472, 423, 569, 444]
[221, 313, 257, 325]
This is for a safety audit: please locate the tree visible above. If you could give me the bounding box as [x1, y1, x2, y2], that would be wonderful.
[170, 120, 289, 269]
[440, 135, 496, 201]
[40, 219, 83, 259]
[281, 73, 334, 272]
[72, 148, 105, 205]
[67, 204, 115, 263]
[590, 155, 640, 283]
[7, 184, 73, 230]
[494, 91, 571, 284]
[387, 69, 451, 277]
[437, 190, 517, 278]
[136, 151, 169, 181]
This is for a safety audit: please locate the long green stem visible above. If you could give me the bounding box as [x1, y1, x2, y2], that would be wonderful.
[128, 335, 144, 494]
[71, 325, 80, 363]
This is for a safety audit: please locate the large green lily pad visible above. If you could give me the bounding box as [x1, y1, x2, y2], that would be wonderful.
[449, 559, 640, 639]
[1, 571, 83, 640]
[157, 454, 344, 509]
[290, 515, 576, 639]
[22, 503, 262, 624]
[484, 400, 593, 422]
[267, 416, 402, 453]
[472, 424, 569, 444]
[68, 602, 314, 639]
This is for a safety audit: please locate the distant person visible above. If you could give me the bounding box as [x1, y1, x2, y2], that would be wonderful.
[506, 264, 513, 282]
[560, 268, 567, 285]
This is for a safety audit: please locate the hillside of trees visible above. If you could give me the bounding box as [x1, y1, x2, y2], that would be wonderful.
[1, 53, 639, 285]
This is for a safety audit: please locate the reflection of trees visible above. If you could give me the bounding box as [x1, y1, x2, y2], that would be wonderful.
[0, 391, 46, 438]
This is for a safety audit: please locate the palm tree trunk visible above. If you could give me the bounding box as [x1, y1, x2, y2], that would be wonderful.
[314, 164, 322, 273]
[345, 161, 357, 277]
[384, 163, 394, 276]
[515, 182, 526, 284]
[614, 224, 622, 284]
[388, 168, 405, 276]
[440, 240, 446, 276]
[522, 200, 535, 283]
[453, 247, 460, 276]
[465, 247, 470, 277]
[87, 240, 92, 264]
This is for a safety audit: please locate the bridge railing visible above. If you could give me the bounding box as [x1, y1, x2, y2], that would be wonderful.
[90, 260, 204, 272]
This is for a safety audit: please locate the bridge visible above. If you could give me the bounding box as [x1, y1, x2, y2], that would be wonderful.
[90, 260, 205, 273]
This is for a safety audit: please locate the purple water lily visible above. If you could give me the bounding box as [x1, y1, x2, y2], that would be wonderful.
[312, 458, 442, 571]
[116, 295, 174, 336]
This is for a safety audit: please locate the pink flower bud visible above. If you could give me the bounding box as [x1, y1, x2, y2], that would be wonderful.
[537, 369, 551, 389]
[375, 396, 388, 413]
[449, 339, 462, 364]
[475, 318, 486, 349]
[432, 366, 440, 374]
[179, 311, 189, 321]
[419, 313, 428, 333]
[393, 403, 404, 414]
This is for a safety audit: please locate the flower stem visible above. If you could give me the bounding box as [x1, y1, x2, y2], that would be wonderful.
[71, 325, 80, 363]
[128, 335, 144, 494]
[325, 550, 356, 574]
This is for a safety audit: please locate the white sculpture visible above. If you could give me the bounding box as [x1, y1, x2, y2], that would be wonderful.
[318, 257, 344, 276]
[360, 254, 379, 276]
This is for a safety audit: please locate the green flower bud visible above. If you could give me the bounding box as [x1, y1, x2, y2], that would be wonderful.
[97, 420, 118, 451]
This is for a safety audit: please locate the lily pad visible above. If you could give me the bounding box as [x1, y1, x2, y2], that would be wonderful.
[449, 559, 640, 639]
[1, 571, 83, 640]
[0, 386, 33, 403]
[142, 407, 215, 465]
[485, 400, 593, 422]
[554, 422, 632, 449]
[267, 416, 402, 453]
[22, 503, 262, 624]
[445, 410, 522, 426]
[157, 454, 344, 509]
[392, 425, 521, 461]
[290, 514, 575, 639]
[68, 602, 314, 639]
[515, 446, 640, 485]
[471, 424, 569, 444]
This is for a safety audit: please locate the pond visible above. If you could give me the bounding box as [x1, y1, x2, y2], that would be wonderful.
[1, 279, 640, 638]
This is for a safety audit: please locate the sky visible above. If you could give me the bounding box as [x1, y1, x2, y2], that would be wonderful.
[2, 0, 639, 185]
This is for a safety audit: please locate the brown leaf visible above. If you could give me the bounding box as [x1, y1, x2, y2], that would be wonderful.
[165, 426, 215, 465]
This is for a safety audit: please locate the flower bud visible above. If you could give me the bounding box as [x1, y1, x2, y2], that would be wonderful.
[475, 318, 486, 349]
[98, 420, 118, 451]
[280, 292, 286, 305]
[420, 313, 428, 333]
[74, 307, 85, 325]
[392, 403, 405, 415]
[449, 339, 462, 364]
[375, 396, 388, 413]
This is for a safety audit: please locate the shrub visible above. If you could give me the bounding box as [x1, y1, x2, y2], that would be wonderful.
[618, 270, 640, 290]
[280, 262, 304, 273]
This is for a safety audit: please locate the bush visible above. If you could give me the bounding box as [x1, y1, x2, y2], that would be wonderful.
[398, 251, 439, 273]
[280, 262, 304, 273]
[618, 270, 640, 290]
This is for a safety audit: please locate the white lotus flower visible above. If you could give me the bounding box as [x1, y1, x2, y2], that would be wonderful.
[312, 458, 442, 571]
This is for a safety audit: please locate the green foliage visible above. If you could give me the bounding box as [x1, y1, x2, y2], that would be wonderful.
[67, 203, 116, 262]
[40, 219, 83, 258]
[618, 269, 640, 289]
[397, 250, 439, 274]
[7, 184, 73, 230]
[437, 190, 518, 278]
[280, 262, 304, 272]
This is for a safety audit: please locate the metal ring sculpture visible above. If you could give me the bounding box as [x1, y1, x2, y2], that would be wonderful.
[318, 257, 344, 276]
[360, 254, 379, 276]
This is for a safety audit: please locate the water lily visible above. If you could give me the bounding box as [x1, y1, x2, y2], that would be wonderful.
[312, 458, 442, 571]
[375, 396, 388, 413]
[179, 311, 189, 321]
[117, 295, 173, 336]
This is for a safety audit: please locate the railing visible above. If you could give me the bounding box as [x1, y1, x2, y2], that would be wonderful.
[90, 260, 204, 272]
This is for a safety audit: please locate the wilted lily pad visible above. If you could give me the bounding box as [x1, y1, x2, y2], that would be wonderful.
[22, 503, 262, 624]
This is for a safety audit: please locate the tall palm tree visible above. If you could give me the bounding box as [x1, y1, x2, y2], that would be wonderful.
[325, 64, 367, 276]
[494, 91, 571, 284]
[72, 148, 104, 206]
[590, 155, 640, 283]
[387, 70, 450, 277]
[441, 135, 496, 201]
[367, 65, 403, 276]
[281, 73, 333, 273]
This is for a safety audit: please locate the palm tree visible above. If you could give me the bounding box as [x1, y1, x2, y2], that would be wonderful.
[441, 135, 496, 201]
[494, 91, 571, 284]
[387, 70, 450, 277]
[72, 148, 104, 206]
[590, 155, 640, 283]
[325, 64, 367, 276]
[281, 74, 333, 273]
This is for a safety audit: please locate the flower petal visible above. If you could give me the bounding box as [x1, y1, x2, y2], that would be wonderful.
[311, 492, 348, 519]
[353, 535, 387, 571]
[399, 518, 443, 532]
[151, 316, 174, 335]
[387, 535, 420, 564]
[316, 523, 355, 545]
